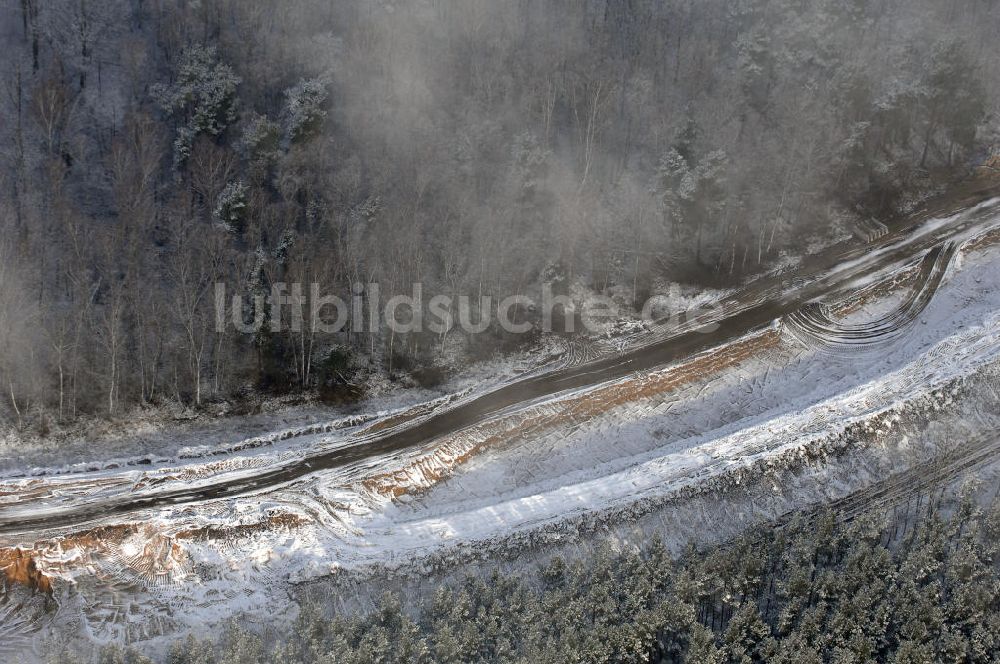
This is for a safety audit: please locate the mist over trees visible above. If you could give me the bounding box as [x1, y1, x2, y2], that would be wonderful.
[1, 0, 999, 424]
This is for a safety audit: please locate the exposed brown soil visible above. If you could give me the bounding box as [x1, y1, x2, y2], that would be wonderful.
[0, 548, 53, 595]
[174, 512, 306, 542]
[0, 511, 305, 594]
[362, 328, 782, 500]
[360, 214, 1000, 502]
[960, 225, 1000, 255]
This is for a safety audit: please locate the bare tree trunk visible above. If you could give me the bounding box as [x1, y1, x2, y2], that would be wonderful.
[108, 335, 117, 415]
[920, 120, 936, 168]
[57, 361, 64, 421]
[9, 381, 23, 430]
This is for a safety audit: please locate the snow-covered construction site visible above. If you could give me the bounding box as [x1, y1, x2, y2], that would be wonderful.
[3, 191, 1000, 659]
[8, 2, 1000, 660]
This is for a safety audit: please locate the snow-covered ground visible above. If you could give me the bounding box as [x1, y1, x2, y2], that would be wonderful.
[0, 341, 560, 477]
[4, 204, 1000, 659]
[348, 231, 1000, 555]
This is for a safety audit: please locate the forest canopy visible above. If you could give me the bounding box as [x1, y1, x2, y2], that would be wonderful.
[48, 495, 1000, 663]
[2, 0, 999, 424]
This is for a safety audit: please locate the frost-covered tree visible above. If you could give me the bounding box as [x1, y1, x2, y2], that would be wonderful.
[735, 27, 775, 133]
[239, 112, 281, 166]
[283, 78, 329, 144]
[656, 146, 728, 273]
[214, 180, 248, 234]
[153, 45, 240, 165]
[61, 499, 1000, 663]
[918, 40, 986, 168]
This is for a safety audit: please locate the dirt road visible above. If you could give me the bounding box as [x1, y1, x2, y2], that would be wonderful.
[1, 186, 998, 538]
